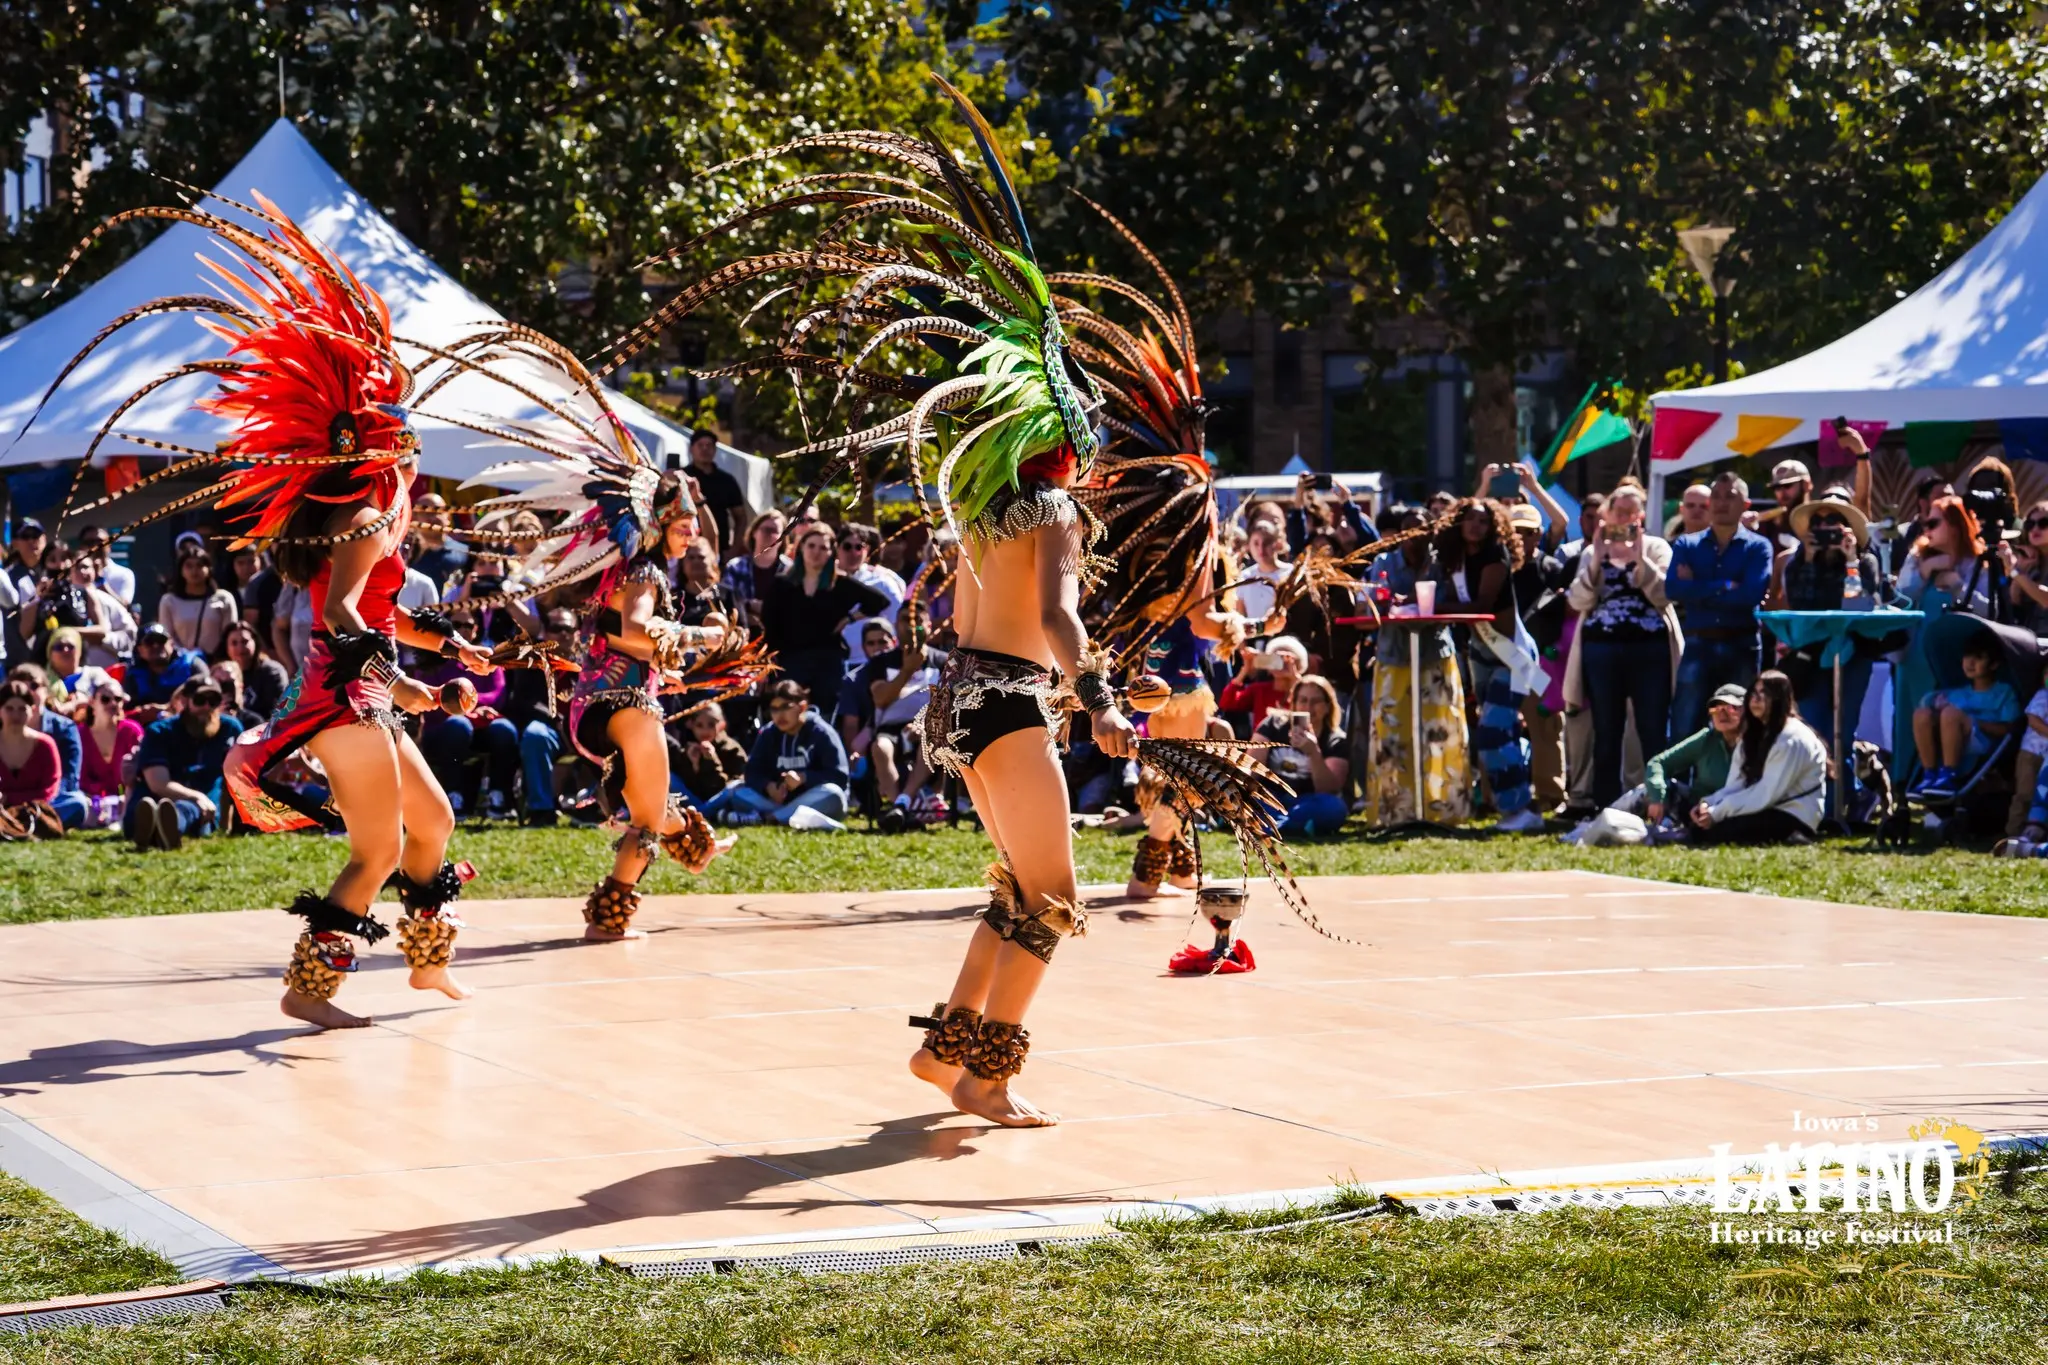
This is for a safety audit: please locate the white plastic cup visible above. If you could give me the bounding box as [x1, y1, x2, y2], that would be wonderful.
[1414, 581, 1437, 616]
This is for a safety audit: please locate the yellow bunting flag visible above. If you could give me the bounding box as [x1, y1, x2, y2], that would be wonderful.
[1726, 413, 1801, 456]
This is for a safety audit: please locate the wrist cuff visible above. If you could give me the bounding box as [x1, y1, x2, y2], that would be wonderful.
[1074, 670, 1117, 715]
[410, 607, 457, 639]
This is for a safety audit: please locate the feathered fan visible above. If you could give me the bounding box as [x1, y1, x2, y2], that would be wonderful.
[1134, 737, 1360, 948]
[664, 632, 780, 719]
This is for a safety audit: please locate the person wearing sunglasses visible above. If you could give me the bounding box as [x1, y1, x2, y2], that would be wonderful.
[79, 682, 140, 828]
[2003, 500, 2048, 639]
[125, 677, 240, 851]
[833, 522, 905, 656]
[42, 627, 113, 707]
[1774, 489, 1893, 754]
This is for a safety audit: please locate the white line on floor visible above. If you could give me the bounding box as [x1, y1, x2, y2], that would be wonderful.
[1370, 1059, 1962, 1103]
[708, 1004, 917, 1020]
[1352, 893, 1573, 906]
[1300, 962, 1810, 986]
[712, 965, 882, 977]
[1488, 915, 1598, 922]
[1540, 996, 2024, 1024]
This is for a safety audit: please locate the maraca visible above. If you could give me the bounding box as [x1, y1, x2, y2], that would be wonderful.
[1124, 674, 1172, 713]
[439, 676, 478, 717]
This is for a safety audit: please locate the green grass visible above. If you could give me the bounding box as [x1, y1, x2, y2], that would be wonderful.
[4, 1170, 2046, 1360]
[0, 1175, 178, 1305]
[7, 822, 2047, 926]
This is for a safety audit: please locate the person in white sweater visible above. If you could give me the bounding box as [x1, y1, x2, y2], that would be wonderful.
[1687, 669, 1827, 843]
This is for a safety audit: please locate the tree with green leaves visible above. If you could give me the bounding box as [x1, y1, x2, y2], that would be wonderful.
[1, 0, 1026, 471]
[997, 1, 2048, 468]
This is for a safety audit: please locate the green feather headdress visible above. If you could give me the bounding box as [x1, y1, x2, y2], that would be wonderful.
[593, 73, 1104, 540]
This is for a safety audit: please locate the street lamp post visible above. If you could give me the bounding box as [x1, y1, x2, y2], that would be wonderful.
[1677, 225, 1737, 383]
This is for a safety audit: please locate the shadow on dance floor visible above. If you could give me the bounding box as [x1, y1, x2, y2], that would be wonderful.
[252, 1112, 1113, 1270]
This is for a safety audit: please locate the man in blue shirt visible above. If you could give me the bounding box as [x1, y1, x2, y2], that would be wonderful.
[127, 623, 207, 711]
[125, 677, 245, 850]
[1664, 472, 1774, 740]
[705, 678, 852, 830]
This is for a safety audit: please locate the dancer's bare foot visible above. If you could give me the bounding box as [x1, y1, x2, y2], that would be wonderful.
[908, 1046, 962, 1099]
[583, 923, 647, 941]
[684, 833, 738, 875]
[1124, 877, 1189, 900]
[408, 965, 472, 1000]
[280, 989, 371, 1030]
[951, 1072, 1058, 1127]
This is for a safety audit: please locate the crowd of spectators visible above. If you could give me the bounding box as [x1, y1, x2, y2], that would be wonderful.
[3, 433, 2044, 855]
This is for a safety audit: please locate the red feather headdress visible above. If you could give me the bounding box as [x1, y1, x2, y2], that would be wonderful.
[19, 190, 419, 549]
[24, 188, 659, 576]
[194, 199, 416, 549]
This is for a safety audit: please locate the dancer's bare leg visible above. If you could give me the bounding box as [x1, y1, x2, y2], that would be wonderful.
[947, 727, 1074, 1127]
[285, 726, 401, 1029]
[907, 764, 1005, 1097]
[591, 709, 736, 940]
[393, 731, 469, 999]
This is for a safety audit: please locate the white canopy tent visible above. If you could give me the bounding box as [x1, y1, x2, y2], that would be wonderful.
[0, 118, 772, 511]
[1648, 169, 2048, 500]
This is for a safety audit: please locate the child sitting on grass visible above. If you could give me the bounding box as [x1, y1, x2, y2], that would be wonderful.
[1909, 636, 2019, 798]
[674, 703, 749, 807]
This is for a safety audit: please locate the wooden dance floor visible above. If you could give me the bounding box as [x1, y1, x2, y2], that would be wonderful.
[3, 870, 2047, 1277]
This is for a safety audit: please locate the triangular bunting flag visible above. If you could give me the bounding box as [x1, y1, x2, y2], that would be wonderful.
[1998, 417, 2048, 465]
[1905, 420, 1972, 469]
[1818, 419, 1887, 469]
[1541, 383, 1633, 477]
[1650, 406, 1719, 462]
[1726, 413, 1802, 457]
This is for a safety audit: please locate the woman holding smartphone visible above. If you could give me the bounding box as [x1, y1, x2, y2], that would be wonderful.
[1564, 478, 1681, 808]
[1255, 675, 1351, 835]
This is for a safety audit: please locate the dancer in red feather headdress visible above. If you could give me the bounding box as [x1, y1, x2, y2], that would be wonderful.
[20, 193, 499, 1029]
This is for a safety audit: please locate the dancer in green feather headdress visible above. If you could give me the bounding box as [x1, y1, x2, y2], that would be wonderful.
[596, 74, 1135, 1127]
[592, 74, 1105, 554]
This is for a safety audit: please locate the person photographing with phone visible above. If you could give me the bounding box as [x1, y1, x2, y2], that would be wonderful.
[1255, 676, 1351, 835]
[1474, 462, 1572, 553]
[1433, 497, 1545, 832]
[1772, 489, 1892, 750]
[1288, 471, 1370, 553]
[1220, 636, 1308, 730]
[1566, 478, 1683, 808]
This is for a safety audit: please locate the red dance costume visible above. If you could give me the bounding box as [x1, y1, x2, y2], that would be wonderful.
[225, 548, 407, 832]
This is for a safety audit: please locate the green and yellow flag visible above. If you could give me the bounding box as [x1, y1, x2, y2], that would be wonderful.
[1541, 382, 1634, 478]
